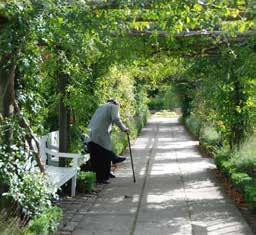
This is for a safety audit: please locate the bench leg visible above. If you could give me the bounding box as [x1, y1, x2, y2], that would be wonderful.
[71, 175, 77, 197]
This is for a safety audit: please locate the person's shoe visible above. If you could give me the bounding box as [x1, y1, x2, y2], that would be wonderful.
[109, 172, 116, 178]
[101, 180, 110, 184]
[112, 156, 126, 164]
[96, 180, 110, 185]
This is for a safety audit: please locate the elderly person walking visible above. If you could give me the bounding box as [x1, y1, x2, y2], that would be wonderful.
[88, 99, 129, 184]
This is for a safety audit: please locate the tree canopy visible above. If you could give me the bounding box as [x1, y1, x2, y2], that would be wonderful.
[0, 0, 255, 230]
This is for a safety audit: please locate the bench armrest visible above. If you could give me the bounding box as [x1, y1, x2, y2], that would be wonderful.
[47, 144, 59, 151]
[45, 148, 89, 167]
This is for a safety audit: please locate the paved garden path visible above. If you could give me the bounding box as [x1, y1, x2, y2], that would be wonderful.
[72, 115, 253, 235]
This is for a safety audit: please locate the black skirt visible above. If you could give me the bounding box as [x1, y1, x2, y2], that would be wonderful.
[88, 141, 113, 182]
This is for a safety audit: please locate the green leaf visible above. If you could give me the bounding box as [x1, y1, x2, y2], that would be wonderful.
[193, 4, 203, 12]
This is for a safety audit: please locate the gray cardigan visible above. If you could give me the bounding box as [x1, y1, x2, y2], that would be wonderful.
[88, 102, 127, 151]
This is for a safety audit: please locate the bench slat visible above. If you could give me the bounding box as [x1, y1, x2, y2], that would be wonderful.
[46, 166, 76, 189]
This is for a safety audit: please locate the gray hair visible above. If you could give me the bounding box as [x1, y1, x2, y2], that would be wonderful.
[107, 99, 119, 105]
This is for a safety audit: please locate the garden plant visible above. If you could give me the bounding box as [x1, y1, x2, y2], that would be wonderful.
[0, 0, 255, 234]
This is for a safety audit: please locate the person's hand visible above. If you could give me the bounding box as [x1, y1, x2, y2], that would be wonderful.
[124, 128, 130, 134]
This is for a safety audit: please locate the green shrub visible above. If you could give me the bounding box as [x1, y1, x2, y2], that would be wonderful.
[244, 185, 256, 209]
[214, 148, 234, 175]
[185, 115, 201, 137]
[78, 171, 96, 182]
[25, 206, 62, 235]
[148, 96, 164, 110]
[199, 125, 221, 146]
[4, 173, 53, 216]
[0, 206, 62, 235]
[230, 172, 253, 190]
[214, 147, 231, 169]
[231, 153, 256, 173]
[214, 145, 256, 209]
[134, 111, 149, 135]
[77, 171, 96, 193]
[230, 135, 256, 173]
[111, 130, 127, 155]
[148, 85, 181, 111]
[112, 111, 149, 155]
[220, 160, 236, 176]
[0, 118, 56, 220]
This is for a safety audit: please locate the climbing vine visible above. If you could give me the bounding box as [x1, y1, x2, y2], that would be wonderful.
[0, 0, 255, 232]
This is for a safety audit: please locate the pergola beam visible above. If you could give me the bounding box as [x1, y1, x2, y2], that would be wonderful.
[85, 0, 254, 12]
[85, 0, 158, 9]
[128, 29, 256, 41]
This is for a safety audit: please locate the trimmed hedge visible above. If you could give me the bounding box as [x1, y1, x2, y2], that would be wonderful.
[215, 147, 256, 209]
[184, 115, 201, 137]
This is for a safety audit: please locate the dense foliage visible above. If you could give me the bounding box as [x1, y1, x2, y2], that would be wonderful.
[182, 44, 256, 209]
[0, 0, 255, 233]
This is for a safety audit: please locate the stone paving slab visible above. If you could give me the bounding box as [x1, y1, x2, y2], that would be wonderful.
[90, 197, 139, 214]
[73, 214, 133, 235]
[57, 115, 254, 235]
[142, 178, 184, 196]
[135, 199, 191, 234]
[135, 221, 192, 235]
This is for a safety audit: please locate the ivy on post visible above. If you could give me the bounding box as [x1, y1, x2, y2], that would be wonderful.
[229, 63, 247, 149]
[0, 49, 16, 194]
[58, 71, 70, 167]
[0, 13, 14, 145]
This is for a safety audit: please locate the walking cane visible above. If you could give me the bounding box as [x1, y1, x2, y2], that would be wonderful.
[127, 133, 136, 183]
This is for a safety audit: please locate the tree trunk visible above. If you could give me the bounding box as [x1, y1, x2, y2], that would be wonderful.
[229, 65, 245, 149]
[58, 72, 70, 167]
[0, 60, 16, 145]
[0, 58, 16, 194]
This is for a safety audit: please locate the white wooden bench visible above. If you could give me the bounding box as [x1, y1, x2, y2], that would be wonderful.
[38, 131, 89, 197]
